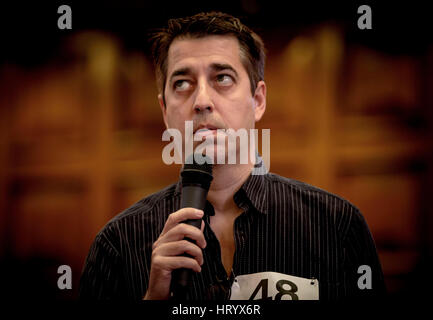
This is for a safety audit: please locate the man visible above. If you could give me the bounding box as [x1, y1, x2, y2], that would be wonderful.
[79, 11, 386, 301]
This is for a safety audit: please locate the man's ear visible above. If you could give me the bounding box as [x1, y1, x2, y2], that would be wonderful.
[253, 81, 266, 122]
[158, 93, 169, 129]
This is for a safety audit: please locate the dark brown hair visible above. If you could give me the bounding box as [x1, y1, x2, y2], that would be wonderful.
[149, 12, 265, 97]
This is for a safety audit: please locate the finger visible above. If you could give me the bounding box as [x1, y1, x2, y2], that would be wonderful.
[153, 255, 202, 273]
[154, 240, 204, 265]
[155, 223, 207, 249]
[161, 208, 204, 235]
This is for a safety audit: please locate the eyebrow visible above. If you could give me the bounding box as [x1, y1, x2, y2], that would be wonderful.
[169, 63, 239, 83]
[170, 67, 191, 80]
[210, 63, 238, 77]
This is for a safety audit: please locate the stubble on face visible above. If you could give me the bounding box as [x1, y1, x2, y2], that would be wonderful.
[161, 35, 258, 163]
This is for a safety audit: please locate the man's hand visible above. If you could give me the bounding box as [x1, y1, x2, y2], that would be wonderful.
[143, 208, 207, 300]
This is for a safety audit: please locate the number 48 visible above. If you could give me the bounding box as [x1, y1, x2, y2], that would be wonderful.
[249, 278, 299, 300]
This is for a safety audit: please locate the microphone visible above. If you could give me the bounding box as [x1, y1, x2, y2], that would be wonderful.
[170, 154, 213, 299]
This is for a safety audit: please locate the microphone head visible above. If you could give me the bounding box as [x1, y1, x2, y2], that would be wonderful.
[183, 154, 213, 175]
[181, 154, 213, 188]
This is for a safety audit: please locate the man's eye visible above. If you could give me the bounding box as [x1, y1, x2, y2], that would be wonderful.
[174, 80, 191, 91]
[216, 74, 234, 86]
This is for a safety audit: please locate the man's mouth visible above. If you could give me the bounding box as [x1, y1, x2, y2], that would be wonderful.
[193, 125, 223, 141]
[193, 124, 219, 134]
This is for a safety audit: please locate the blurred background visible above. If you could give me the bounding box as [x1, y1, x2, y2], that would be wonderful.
[0, 0, 432, 301]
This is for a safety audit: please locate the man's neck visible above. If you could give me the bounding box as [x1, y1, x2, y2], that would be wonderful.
[206, 162, 253, 216]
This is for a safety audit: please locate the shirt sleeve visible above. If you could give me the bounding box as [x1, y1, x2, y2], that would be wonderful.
[342, 208, 387, 300]
[79, 231, 126, 300]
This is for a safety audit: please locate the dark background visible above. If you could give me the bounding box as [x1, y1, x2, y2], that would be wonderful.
[1, 1, 431, 63]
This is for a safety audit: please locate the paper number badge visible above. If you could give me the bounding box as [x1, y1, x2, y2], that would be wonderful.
[229, 271, 319, 300]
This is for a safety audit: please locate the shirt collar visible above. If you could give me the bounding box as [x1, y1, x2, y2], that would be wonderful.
[174, 154, 269, 215]
[234, 172, 268, 215]
[174, 171, 268, 215]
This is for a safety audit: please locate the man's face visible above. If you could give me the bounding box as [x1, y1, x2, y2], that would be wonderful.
[159, 35, 266, 163]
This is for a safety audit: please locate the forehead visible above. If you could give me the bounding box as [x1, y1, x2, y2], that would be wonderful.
[166, 35, 244, 73]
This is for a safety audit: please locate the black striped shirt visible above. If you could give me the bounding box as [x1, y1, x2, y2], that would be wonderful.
[79, 171, 386, 301]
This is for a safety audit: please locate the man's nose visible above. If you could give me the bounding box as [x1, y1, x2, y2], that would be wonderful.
[193, 81, 214, 113]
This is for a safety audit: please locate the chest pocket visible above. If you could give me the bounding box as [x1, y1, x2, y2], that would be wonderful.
[229, 271, 319, 300]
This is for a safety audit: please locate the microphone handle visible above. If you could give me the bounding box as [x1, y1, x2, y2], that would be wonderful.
[171, 185, 208, 299]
